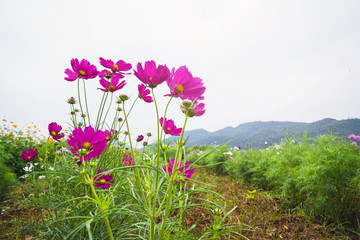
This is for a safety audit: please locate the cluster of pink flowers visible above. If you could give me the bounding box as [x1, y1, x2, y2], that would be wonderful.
[122, 153, 134, 166]
[348, 134, 360, 141]
[51, 57, 206, 187]
[64, 57, 206, 119]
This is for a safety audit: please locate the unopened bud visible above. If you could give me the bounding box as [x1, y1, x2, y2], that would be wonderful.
[119, 94, 129, 101]
[181, 99, 193, 109]
[67, 97, 76, 104]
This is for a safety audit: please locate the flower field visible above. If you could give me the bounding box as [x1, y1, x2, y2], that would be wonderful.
[0, 57, 359, 239]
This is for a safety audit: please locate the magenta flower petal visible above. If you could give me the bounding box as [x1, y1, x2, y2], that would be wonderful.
[21, 148, 38, 161]
[99, 57, 132, 77]
[122, 153, 134, 166]
[165, 66, 205, 101]
[64, 58, 98, 81]
[67, 126, 107, 162]
[159, 117, 182, 136]
[48, 122, 65, 142]
[138, 84, 153, 103]
[163, 158, 194, 182]
[98, 75, 126, 92]
[93, 169, 114, 189]
[181, 101, 206, 117]
[134, 61, 170, 88]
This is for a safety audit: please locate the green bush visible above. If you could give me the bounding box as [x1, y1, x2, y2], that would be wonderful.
[195, 134, 360, 225]
[0, 162, 18, 202]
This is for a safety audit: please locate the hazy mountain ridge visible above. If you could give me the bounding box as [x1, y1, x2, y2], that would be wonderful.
[175, 118, 360, 149]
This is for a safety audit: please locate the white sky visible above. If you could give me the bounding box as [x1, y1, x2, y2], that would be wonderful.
[1, 0, 359, 140]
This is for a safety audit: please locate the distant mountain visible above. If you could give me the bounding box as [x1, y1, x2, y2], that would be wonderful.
[170, 118, 360, 149]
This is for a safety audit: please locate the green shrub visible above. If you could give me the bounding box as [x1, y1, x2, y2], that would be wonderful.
[0, 162, 18, 201]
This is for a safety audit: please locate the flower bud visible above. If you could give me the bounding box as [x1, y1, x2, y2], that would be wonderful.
[78, 148, 88, 156]
[181, 99, 193, 109]
[117, 108, 122, 112]
[212, 208, 222, 215]
[89, 161, 97, 167]
[118, 117, 123, 122]
[146, 132, 152, 137]
[119, 94, 129, 101]
[67, 97, 76, 104]
[136, 135, 144, 142]
[70, 111, 76, 115]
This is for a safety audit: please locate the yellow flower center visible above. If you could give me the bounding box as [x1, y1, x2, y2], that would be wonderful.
[51, 130, 56, 136]
[79, 70, 86, 76]
[149, 77, 152, 80]
[109, 85, 115, 91]
[28, 156, 31, 159]
[114, 64, 118, 71]
[105, 136, 111, 141]
[100, 179, 106, 183]
[167, 127, 171, 131]
[175, 84, 184, 94]
[178, 170, 182, 174]
[82, 142, 91, 149]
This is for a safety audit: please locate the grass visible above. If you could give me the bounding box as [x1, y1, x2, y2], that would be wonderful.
[1, 168, 357, 239]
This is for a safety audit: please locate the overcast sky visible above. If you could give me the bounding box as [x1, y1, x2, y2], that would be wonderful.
[1, 0, 359, 140]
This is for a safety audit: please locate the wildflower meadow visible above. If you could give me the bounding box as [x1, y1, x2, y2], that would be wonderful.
[1, 57, 359, 239]
[1, 58, 249, 239]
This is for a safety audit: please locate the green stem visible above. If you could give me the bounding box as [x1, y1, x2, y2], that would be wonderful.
[77, 79, 86, 127]
[95, 91, 107, 130]
[102, 93, 113, 129]
[82, 79, 91, 126]
[87, 167, 115, 240]
[158, 114, 189, 240]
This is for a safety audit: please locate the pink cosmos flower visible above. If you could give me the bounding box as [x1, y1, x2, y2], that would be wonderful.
[98, 69, 122, 81]
[181, 100, 205, 117]
[163, 158, 194, 182]
[99, 57, 132, 77]
[134, 61, 170, 88]
[104, 130, 117, 142]
[165, 66, 205, 101]
[67, 126, 107, 162]
[64, 58, 98, 81]
[98, 75, 126, 92]
[138, 84, 153, 103]
[93, 169, 114, 189]
[48, 122, 65, 142]
[122, 153, 134, 166]
[159, 117, 182, 136]
[21, 148, 38, 161]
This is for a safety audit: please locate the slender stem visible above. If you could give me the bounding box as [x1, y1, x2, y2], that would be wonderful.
[95, 91, 107, 130]
[77, 79, 86, 127]
[158, 114, 189, 240]
[122, 101, 135, 159]
[86, 166, 115, 240]
[160, 97, 173, 141]
[82, 79, 91, 126]
[102, 93, 113, 129]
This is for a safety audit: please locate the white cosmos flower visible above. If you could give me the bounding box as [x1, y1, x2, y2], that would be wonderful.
[223, 151, 233, 156]
[23, 163, 33, 172]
